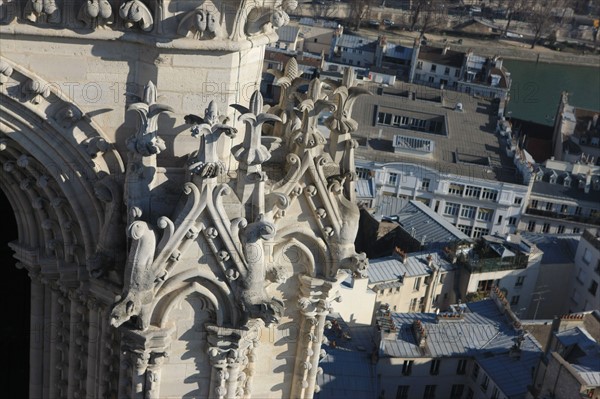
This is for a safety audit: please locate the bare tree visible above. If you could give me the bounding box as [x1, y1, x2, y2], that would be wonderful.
[409, 0, 447, 38]
[310, 1, 339, 19]
[348, 0, 374, 30]
[502, 0, 528, 36]
[527, 0, 561, 49]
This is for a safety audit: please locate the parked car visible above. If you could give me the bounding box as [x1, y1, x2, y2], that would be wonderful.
[368, 19, 381, 27]
[383, 19, 394, 26]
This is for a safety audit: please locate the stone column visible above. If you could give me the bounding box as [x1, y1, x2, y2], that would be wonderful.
[118, 326, 173, 399]
[85, 300, 100, 398]
[290, 274, 340, 399]
[48, 288, 61, 399]
[206, 322, 262, 399]
[29, 275, 44, 399]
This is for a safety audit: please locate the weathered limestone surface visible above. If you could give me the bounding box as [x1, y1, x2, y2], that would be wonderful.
[0, 1, 368, 397]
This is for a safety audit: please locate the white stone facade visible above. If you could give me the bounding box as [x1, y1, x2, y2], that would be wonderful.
[358, 161, 529, 238]
[0, 2, 369, 398]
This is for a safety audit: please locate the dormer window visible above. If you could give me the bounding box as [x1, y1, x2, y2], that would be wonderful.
[564, 175, 571, 187]
[550, 175, 557, 184]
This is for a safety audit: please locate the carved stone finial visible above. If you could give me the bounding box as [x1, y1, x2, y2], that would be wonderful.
[185, 100, 237, 178]
[231, 91, 280, 169]
[126, 81, 173, 156]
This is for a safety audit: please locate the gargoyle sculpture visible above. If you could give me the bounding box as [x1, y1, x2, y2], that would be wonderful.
[238, 215, 284, 325]
[110, 220, 161, 329]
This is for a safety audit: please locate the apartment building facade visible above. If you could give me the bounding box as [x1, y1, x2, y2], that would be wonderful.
[568, 230, 600, 313]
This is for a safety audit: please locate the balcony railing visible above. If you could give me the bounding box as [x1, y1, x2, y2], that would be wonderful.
[458, 253, 529, 273]
[525, 208, 600, 227]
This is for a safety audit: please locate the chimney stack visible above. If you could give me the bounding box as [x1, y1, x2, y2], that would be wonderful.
[442, 45, 450, 55]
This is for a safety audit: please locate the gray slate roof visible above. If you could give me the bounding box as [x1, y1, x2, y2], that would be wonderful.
[369, 251, 456, 284]
[353, 86, 523, 183]
[531, 165, 600, 203]
[380, 300, 543, 398]
[355, 178, 375, 199]
[394, 200, 470, 248]
[555, 327, 600, 387]
[520, 233, 579, 264]
[276, 25, 300, 43]
[315, 314, 377, 399]
[336, 34, 377, 52]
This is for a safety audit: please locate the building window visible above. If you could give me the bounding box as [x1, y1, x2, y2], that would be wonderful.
[531, 200, 539, 208]
[461, 205, 476, 219]
[557, 225, 565, 234]
[423, 385, 436, 399]
[515, 276, 525, 287]
[448, 184, 464, 196]
[542, 223, 550, 233]
[402, 360, 414, 376]
[421, 178, 431, 191]
[396, 385, 409, 399]
[477, 208, 493, 222]
[497, 215, 503, 224]
[457, 359, 467, 375]
[545, 202, 553, 211]
[477, 280, 494, 292]
[413, 277, 421, 291]
[464, 185, 482, 198]
[378, 112, 393, 125]
[430, 64, 437, 72]
[388, 172, 398, 185]
[415, 73, 421, 80]
[457, 224, 472, 236]
[428, 76, 435, 83]
[560, 204, 568, 213]
[575, 206, 582, 215]
[514, 197, 523, 205]
[491, 387, 500, 399]
[481, 188, 498, 201]
[589, 280, 598, 296]
[409, 298, 418, 312]
[444, 202, 460, 216]
[471, 363, 480, 380]
[481, 374, 489, 391]
[439, 273, 446, 284]
[444, 67, 450, 75]
[430, 359, 440, 375]
[511, 296, 520, 306]
[455, 69, 461, 78]
[356, 167, 371, 179]
[417, 61, 423, 70]
[527, 221, 536, 232]
[472, 227, 489, 238]
[508, 217, 517, 226]
[583, 248, 593, 264]
[573, 227, 581, 234]
[451, 385, 465, 399]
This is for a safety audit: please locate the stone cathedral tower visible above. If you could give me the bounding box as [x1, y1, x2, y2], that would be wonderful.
[0, 0, 368, 397]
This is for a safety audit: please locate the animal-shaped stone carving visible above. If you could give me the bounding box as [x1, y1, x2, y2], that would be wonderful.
[110, 221, 161, 330]
[238, 215, 284, 324]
